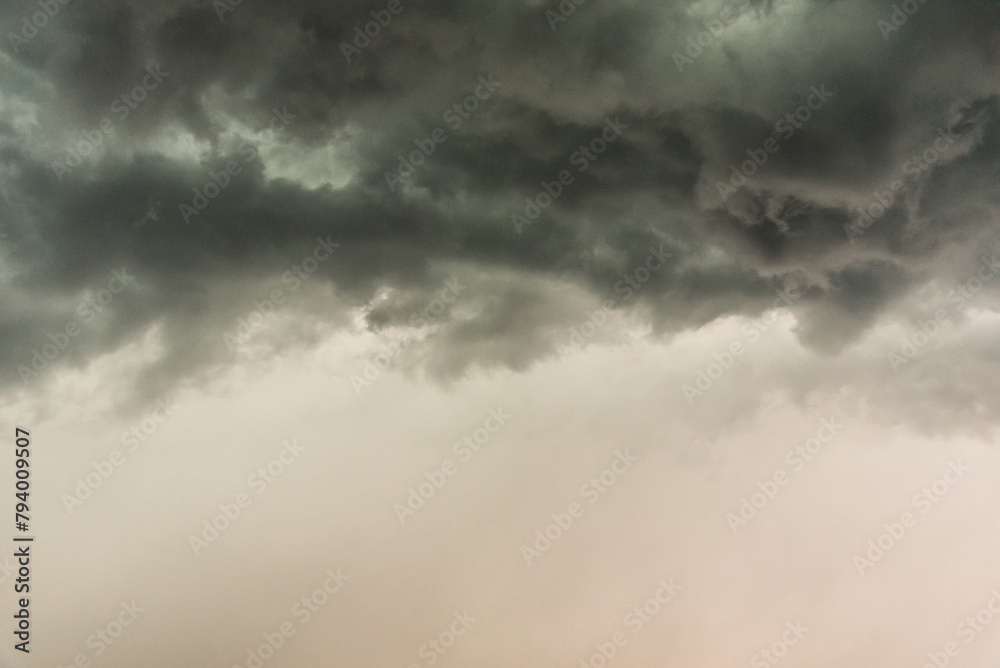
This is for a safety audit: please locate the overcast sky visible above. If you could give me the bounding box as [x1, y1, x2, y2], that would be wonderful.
[2, 0, 1000, 666]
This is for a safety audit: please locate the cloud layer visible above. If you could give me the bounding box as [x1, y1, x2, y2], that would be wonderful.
[1, 0, 999, 410]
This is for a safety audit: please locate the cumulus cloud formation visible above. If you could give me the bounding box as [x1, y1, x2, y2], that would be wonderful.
[0, 0, 997, 397]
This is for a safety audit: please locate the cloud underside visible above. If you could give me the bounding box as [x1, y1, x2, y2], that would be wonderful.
[1, 0, 999, 428]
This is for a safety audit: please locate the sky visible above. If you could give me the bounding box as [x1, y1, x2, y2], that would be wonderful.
[2, 0, 1000, 666]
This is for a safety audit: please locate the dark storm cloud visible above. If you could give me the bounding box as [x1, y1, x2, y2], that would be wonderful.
[2, 0, 1000, 401]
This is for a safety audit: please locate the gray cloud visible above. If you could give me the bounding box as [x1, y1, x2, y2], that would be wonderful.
[1, 0, 999, 413]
